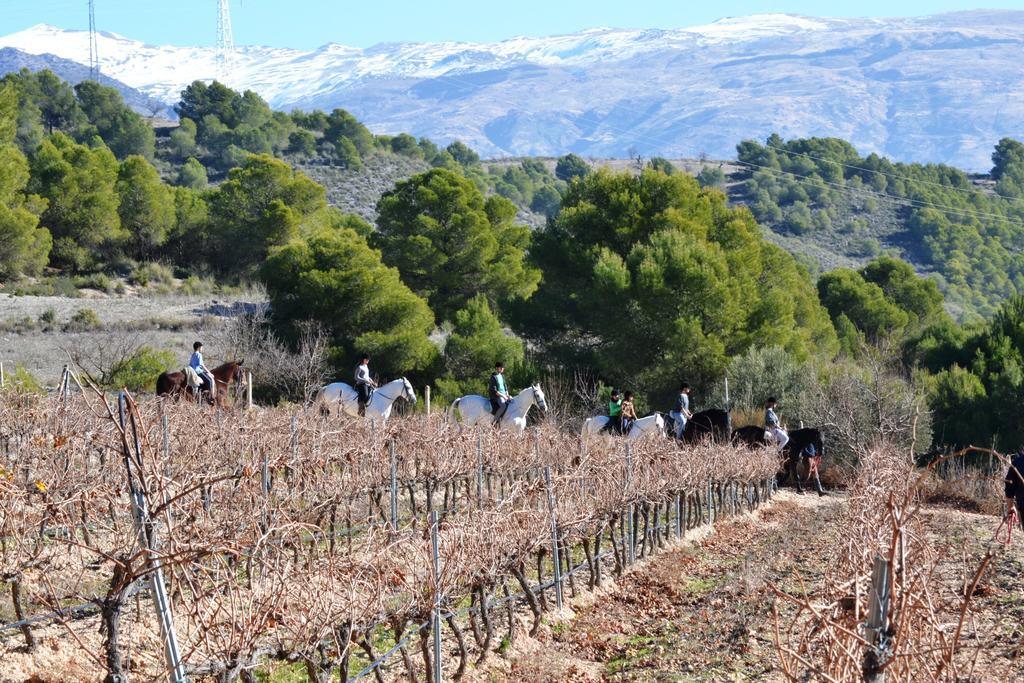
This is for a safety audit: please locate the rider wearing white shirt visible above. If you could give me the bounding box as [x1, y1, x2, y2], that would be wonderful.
[765, 397, 789, 451]
[355, 353, 377, 416]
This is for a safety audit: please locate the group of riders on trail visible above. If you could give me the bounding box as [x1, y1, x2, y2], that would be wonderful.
[157, 343, 823, 492]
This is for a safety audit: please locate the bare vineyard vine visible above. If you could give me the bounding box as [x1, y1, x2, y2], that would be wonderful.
[0, 392, 780, 682]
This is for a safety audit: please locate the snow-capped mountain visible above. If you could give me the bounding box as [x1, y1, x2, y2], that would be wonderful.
[0, 47, 174, 118]
[2, 11, 1023, 170]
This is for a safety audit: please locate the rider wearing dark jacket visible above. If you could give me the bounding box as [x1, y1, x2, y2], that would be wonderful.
[489, 362, 510, 416]
[1005, 450, 1024, 530]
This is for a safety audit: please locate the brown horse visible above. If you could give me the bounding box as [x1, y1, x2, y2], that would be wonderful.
[156, 360, 246, 408]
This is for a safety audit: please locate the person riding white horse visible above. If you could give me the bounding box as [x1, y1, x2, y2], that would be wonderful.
[354, 353, 378, 417]
[488, 361, 511, 425]
[317, 377, 416, 422]
[449, 383, 547, 434]
[581, 412, 665, 442]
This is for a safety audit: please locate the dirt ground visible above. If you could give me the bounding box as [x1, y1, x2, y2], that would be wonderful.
[0, 291, 264, 384]
[475, 492, 1024, 682]
[3, 490, 1021, 682]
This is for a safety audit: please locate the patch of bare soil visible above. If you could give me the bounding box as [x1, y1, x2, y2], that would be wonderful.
[480, 492, 1024, 683]
[477, 491, 842, 682]
[918, 507, 1024, 680]
[0, 292, 264, 383]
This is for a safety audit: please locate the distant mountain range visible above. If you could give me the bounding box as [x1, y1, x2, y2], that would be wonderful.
[1, 11, 1023, 170]
[0, 47, 175, 119]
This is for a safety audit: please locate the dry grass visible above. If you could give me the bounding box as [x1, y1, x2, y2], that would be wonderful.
[772, 443, 1009, 681]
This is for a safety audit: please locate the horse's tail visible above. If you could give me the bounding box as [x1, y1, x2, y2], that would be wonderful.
[446, 397, 461, 423]
[313, 385, 330, 416]
[580, 418, 592, 439]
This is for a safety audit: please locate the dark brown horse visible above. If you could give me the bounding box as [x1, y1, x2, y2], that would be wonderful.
[156, 360, 246, 408]
[731, 424, 826, 495]
[681, 408, 731, 444]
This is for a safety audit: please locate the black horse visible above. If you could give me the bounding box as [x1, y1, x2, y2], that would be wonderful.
[678, 408, 731, 444]
[731, 425, 765, 447]
[730, 425, 827, 495]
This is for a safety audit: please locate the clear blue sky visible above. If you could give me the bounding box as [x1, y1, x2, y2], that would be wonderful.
[4, 1, 1022, 48]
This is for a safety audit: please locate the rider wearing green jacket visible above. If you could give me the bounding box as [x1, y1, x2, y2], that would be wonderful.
[607, 389, 623, 434]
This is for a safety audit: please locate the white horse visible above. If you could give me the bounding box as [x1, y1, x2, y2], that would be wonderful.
[581, 413, 666, 442]
[448, 384, 548, 434]
[316, 378, 416, 422]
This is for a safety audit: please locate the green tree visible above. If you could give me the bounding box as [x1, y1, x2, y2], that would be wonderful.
[860, 255, 946, 328]
[991, 137, 1024, 180]
[648, 157, 677, 175]
[287, 129, 316, 157]
[74, 81, 155, 160]
[529, 184, 562, 218]
[926, 365, 989, 449]
[445, 141, 479, 167]
[260, 228, 438, 375]
[375, 168, 541, 321]
[516, 168, 837, 405]
[208, 154, 326, 274]
[25, 70, 83, 134]
[435, 294, 525, 398]
[163, 186, 208, 265]
[696, 165, 726, 188]
[176, 157, 208, 189]
[727, 345, 815, 420]
[116, 156, 175, 259]
[390, 133, 422, 158]
[176, 81, 243, 127]
[324, 108, 373, 155]
[108, 346, 176, 392]
[168, 118, 198, 160]
[0, 84, 50, 278]
[817, 269, 909, 340]
[555, 153, 590, 182]
[28, 132, 122, 270]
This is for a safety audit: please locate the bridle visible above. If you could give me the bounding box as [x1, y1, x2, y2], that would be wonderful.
[371, 381, 404, 403]
[532, 386, 547, 411]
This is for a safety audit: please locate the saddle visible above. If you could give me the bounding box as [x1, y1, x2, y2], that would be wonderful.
[183, 366, 204, 389]
[492, 401, 510, 426]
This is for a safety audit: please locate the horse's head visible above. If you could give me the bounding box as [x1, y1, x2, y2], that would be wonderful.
[401, 377, 417, 404]
[531, 383, 547, 412]
[654, 412, 665, 434]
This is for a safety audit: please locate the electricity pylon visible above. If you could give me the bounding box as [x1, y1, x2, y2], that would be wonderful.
[216, 0, 235, 80]
[88, 0, 100, 81]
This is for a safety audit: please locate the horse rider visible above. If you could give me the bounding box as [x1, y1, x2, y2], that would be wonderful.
[355, 353, 377, 417]
[605, 389, 623, 435]
[765, 397, 789, 451]
[189, 341, 214, 398]
[670, 383, 692, 440]
[1005, 449, 1024, 532]
[489, 361, 511, 424]
[620, 390, 637, 435]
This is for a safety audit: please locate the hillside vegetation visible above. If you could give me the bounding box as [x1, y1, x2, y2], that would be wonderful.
[5, 71, 1024, 453]
[734, 135, 1024, 318]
